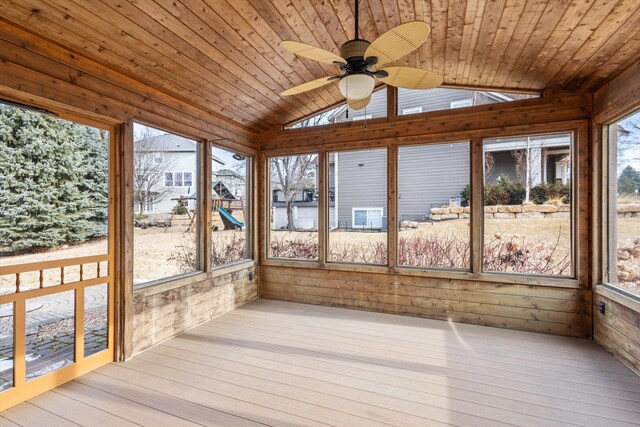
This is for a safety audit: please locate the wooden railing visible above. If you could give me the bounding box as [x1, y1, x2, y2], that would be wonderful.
[0, 254, 114, 410]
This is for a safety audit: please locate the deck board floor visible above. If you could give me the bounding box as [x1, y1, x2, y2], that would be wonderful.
[2, 299, 640, 426]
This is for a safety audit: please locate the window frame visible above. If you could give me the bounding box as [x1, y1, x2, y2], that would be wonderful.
[210, 143, 253, 270]
[480, 131, 577, 279]
[351, 207, 384, 229]
[131, 120, 204, 290]
[262, 120, 586, 289]
[601, 112, 640, 301]
[265, 152, 321, 262]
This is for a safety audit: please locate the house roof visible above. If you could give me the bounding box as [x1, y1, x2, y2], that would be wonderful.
[134, 133, 197, 152]
[3, 1, 639, 131]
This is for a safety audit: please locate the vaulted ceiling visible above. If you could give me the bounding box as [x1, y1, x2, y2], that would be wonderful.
[2, 0, 640, 132]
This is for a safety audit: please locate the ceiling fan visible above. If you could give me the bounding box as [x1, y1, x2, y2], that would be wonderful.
[279, 0, 443, 110]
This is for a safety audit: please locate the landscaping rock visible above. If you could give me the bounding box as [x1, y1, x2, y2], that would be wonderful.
[463, 206, 471, 213]
[429, 214, 442, 221]
[450, 206, 463, 214]
[484, 206, 498, 213]
[497, 205, 522, 213]
[430, 207, 450, 215]
[459, 213, 470, 219]
[516, 212, 544, 218]
[523, 204, 557, 213]
[557, 204, 571, 212]
[484, 213, 494, 219]
[617, 203, 640, 213]
[441, 214, 459, 220]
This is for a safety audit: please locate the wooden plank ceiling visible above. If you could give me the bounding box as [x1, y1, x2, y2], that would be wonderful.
[1, 0, 640, 132]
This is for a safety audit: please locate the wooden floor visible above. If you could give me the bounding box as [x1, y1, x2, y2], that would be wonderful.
[2, 300, 640, 426]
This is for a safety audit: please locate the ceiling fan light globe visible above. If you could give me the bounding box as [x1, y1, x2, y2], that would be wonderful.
[338, 74, 375, 100]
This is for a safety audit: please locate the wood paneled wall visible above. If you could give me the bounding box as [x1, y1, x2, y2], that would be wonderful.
[261, 266, 592, 338]
[259, 93, 594, 338]
[592, 58, 640, 374]
[133, 265, 258, 354]
[594, 288, 640, 375]
[0, 20, 257, 153]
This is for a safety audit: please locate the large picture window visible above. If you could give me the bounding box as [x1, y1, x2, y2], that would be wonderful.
[482, 133, 573, 277]
[606, 110, 640, 297]
[329, 148, 387, 265]
[133, 122, 200, 286]
[397, 142, 470, 270]
[211, 146, 250, 267]
[269, 154, 319, 260]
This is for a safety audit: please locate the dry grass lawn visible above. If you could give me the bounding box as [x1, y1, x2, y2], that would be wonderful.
[1, 216, 639, 294]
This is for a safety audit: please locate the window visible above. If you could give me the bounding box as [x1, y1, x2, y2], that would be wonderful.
[286, 87, 387, 128]
[398, 87, 539, 116]
[605, 110, 640, 297]
[398, 142, 470, 270]
[352, 114, 372, 121]
[269, 154, 319, 260]
[450, 99, 473, 109]
[184, 171, 193, 187]
[133, 122, 199, 286]
[353, 208, 383, 228]
[211, 146, 250, 268]
[328, 148, 387, 265]
[164, 171, 193, 187]
[482, 132, 573, 277]
[402, 106, 423, 115]
[174, 171, 184, 187]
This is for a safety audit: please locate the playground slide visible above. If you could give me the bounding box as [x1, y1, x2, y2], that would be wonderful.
[218, 206, 244, 230]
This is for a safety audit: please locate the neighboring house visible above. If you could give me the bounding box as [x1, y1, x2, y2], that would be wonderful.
[135, 133, 239, 213]
[273, 89, 569, 229]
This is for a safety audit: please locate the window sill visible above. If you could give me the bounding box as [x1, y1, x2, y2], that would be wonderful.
[134, 260, 256, 298]
[259, 259, 583, 288]
[595, 283, 640, 313]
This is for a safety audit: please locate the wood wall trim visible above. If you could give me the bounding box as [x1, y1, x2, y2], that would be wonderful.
[259, 95, 591, 152]
[116, 116, 134, 362]
[593, 58, 640, 124]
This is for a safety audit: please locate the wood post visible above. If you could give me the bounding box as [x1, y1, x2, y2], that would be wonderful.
[470, 136, 484, 274]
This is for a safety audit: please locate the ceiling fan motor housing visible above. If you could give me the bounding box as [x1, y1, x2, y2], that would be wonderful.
[340, 39, 371, 61]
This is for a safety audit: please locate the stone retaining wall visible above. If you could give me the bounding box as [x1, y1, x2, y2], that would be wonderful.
[429, 203, 640, 221]
[429, 204, 570, 221]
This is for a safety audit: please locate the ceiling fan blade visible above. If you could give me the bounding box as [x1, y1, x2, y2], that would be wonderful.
[280, 40, 346, 65]
[378, 67, 443, 90]
[348, 95, 371, 110]
[281, 76, 337, 96]
[365, 21, 431, 66]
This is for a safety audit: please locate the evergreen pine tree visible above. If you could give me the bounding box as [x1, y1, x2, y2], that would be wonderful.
[0, 105, 109, 254]
[618, 165, 640, 194]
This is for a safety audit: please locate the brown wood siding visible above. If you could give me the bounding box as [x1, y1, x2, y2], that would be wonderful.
[594, 293, 640, 375]
[260, 265, 592, 338]
[132, 265, 258, 353]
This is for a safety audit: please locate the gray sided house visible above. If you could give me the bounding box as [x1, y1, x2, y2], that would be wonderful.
[273, 88, 568, 230]
[134, 133, 240, 214]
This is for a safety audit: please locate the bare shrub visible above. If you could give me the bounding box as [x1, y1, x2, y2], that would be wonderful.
[169, 232, 248, 271]
[483, 232, 571, 275]
[170, 231, 572, 276]
[330, 241, 387, 264]
[616, 239, 640, 294]
[270, 234, 318, 259]
[398, 234, 469, 269]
